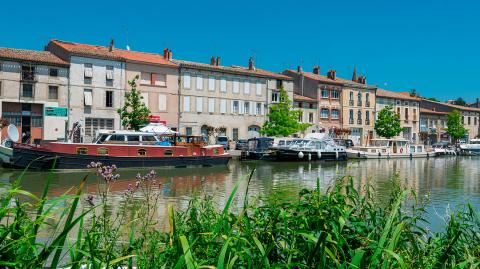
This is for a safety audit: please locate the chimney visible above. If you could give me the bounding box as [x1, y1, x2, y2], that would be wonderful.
[327, 69, 336, 80]
[216, 56, 221, 66]
[313, 65, 320, 75]
[297, 65, 302, 73]
[358, 76, 367, 84]
[168, 49, 172, 60]
[248, 57, 254, 70]
[210, 56, 216, 65]
[108, 38, 115, 52]
[164, 48, 169, 59]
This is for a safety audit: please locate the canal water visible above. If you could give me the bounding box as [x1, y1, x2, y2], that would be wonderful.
[0, 156, 479, 232]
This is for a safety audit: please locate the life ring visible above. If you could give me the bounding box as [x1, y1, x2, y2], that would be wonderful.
[400, 148, 403, 154]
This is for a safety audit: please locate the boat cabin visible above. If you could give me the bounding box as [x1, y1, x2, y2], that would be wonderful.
[356, 138, 425, 154]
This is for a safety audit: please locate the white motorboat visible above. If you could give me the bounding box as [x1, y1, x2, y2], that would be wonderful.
[347, 138, 434, 159]
[459, 139, 480, 155]
[432, 142, 456, 156]
[275, 133, 347, 161]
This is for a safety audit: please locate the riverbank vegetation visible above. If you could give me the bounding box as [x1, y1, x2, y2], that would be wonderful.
[0, 164, 479, 268]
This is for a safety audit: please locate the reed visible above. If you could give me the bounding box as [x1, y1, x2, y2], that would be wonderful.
[0, 165, 479, 268]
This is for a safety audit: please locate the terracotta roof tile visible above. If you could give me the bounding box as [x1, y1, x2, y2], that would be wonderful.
[376, 88, 421, 101]
[284, 69, 374, 88]
[420, 108, 448, 115]
[174, 60, 292, 80]
[0, 48, 68, 66]
[421, 98, 480, 113]
[294, 94, 317, 102]
[49, 40, 123, 61]
[112, 49, 177, 67]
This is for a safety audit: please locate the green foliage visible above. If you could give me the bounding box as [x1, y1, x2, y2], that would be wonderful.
[261, 87, 311, 136]
[117, 75, 151, 131]
[455, 97, 467, 106]
[1, 166, 480, 268]
[446, 110, 468, 142]
[374, 105, 404, 138]
[427, 97, 440, 102]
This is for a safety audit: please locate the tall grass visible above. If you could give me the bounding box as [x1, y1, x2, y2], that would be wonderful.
[0, 164, 479, 268]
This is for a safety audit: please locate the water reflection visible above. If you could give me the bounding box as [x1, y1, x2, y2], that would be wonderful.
[0, 157, 479, 231]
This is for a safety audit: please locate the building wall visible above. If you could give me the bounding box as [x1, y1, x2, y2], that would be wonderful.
[0, 60, 69, 142]
[341, 85, 376, 145]
[294, 101, 318, 136]
[68, 56, 125, 142]
[376, 97, 420, 141]
[125, 62, 179, 129]
[317, 83, 342, 132]
[179, 67, 281, 140]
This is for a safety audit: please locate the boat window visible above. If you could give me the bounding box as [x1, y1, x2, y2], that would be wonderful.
[128, 135, 140, 142]
[76, 147, 88, 155]
[217, 136, 228, 142]
[164, 149, 173, 156]
[141, 135, 157, 142]
[109, 134, 126, 142]
[278, 141, 285, 146]
[97, 147, 109, 155]
[96, 134, 109, 143]
[417, 146, 423, 152]
[137, 149, 147, 156]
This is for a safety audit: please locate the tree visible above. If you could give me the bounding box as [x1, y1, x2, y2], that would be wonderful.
[455, 97, 467, 106]
[445, 110, 468, 144]
[427, 97, 440, 102]
[374, 105, 404, 139]
[117, 76, 151, 131]
[260, 87, 310, 137]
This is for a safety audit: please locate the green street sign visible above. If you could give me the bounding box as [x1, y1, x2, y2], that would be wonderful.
[45, 107, 68, 117]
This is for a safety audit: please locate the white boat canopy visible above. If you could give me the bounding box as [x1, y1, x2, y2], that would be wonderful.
[140, 123, 178, 135]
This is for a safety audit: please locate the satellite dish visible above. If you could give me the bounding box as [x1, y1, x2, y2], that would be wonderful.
[7, 124, 19, 142]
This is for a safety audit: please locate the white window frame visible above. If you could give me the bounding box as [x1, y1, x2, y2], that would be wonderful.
[158, 94, 167, 111]
[220, 78, 227, 92]
[233, 80, 239, 93]
[196, 76, 204, 90]
[84, 90, 93, 106]
[183, 96, 190, 112]
[208, 98, 215, 113]
[196, 97, 203, 112]
[220, 99, 227, 114]
[244, 81, 250, 94]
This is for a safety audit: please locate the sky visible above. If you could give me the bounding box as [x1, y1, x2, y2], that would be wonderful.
[1, 0, 479, 102]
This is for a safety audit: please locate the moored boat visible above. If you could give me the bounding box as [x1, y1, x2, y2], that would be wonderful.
[11, 131, 230, 170]
[347, 138, 433, 159]
[459, 139, 480, 155]
[241, 137, 275, 160]
[275, 133, 347, 161]
[432, 142, 456, 156]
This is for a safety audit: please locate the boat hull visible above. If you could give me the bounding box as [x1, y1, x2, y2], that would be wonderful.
[276, 149, 347, 161]
[11, 147, 231, 170]
[346, 150, 434, 159]
[0, 145, 13, 165]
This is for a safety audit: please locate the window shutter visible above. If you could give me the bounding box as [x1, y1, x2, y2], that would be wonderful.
[84, 91, 93, 106]
[244, 81, 250, 94]
[184, 96, 190, 112]
[196, 76, 203, 90]
[196, 97, 203, 112]
[220, 78, 227, 92]
[158, 94, 167, 111]
[233, 80, 239, 93]
[249, 102, 254, 115]
[220, 99, 226, 113]
[208, 76, 215, 91]
[239, 101, 244, 114]
[261, 103, 265, 115]
[106, 69, 113, 80]
[141, 93, 149, 108]
[141, 72, 151, 85]
[208, 98, 215, 113]
[184, 73, 191, 89]
[231, 100, 234, 113]
[256, 83, 262, 95]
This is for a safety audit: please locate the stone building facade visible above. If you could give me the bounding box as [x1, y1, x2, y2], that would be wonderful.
[47, 40, 126, 142]
[0, 48, 69, 143]
[376, 89, 421, 141]
[420, 99, 480, 143]
[293, 94, 318, 136]
[176, 57, 293, 140]
[114, 48, 179, 130]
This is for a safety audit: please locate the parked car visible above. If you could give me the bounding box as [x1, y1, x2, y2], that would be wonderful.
[216, 136, 230, 150]
[334, 138, 354, 148]
[235, 139, 248, 150]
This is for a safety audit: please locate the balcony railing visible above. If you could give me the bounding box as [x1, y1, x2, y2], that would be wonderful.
[357, 101, 362, 107]
[365, 101, 370, 107]
[357, 119, 362, 125]
[349, 100, 354, 106]
[365, 120, 370, 125]
[349, 118, 354, 124]
[21, 71, 36, 82]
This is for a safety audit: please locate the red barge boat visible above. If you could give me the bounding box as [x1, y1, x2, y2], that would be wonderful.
[11, 131, 230, 170]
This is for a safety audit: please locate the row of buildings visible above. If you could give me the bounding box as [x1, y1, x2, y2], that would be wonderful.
[0, 39, 479, 145]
